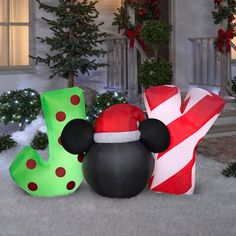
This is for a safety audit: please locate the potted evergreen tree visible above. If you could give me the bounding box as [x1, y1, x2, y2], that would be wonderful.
[34, 0, 109, 87]
[138, 19, 173, 88]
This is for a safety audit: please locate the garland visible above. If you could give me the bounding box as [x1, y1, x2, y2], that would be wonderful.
[112, 0, 161, 48]
[212, 0, 236, 53]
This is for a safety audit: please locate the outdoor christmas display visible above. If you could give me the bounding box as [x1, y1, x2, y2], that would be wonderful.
[86, 91, 127, 123]
[144, 85, 225, 195]
[34, 0, 109, 87]
[9, 87, 86, 197]
[0, 89, 41, 131]
[212, 0, 236, 53]
[61, 104, 170, 198]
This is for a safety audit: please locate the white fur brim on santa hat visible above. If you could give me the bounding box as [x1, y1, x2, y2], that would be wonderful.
[94, 130, 141, 143]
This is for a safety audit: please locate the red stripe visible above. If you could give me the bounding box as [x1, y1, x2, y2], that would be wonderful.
[145, 86, 179, 111]
[158, 94, 225, 159]
[180, 97, 190, 113]
[150, 138, 204, 194]
[150, 154, 195, 194]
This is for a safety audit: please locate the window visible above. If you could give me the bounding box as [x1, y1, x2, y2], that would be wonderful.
[0, 0, 34, 71]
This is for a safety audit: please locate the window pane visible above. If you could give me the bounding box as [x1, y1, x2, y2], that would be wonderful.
[9, 26, 29, 66]
[10, 0, 29, 22]
[0, 0, 7, 22]
[0, 26, 8, 66]
[232, 37, 236, 60]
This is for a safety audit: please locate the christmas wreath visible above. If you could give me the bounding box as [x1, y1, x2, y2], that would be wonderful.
[112, 0, 161, 48]
[212, 0, 236, 53]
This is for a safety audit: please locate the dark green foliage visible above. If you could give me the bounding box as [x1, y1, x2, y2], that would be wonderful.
[112, 0, 161, 33]
[212, 0, 236, 28]
[30, 131, 48, 150]
[86, 91, 127, 123]
[222, 163, 236, 177]
[138, 58, 173, 88]
[0, 89, 41, 130]
[0, 134, 17, 153]
[112, 5, 130, 33]
[34, 0, 109, 83]
[141, 20, 172, 48]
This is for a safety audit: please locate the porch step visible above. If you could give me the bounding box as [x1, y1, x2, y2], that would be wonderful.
[209, 99, 236, 136]
[208, 123, 236, 135]
[224, 98, 236, 110]
[219, 109, 236, 118]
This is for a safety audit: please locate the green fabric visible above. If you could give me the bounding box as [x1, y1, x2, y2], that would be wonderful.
[9, 88, 86, 197]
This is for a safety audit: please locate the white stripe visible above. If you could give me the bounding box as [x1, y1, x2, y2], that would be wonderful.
[183, 88, 212, 113]
[144, 92, 182, 126]
[94, 130, 140, 143]
[150, 114, 220, 190]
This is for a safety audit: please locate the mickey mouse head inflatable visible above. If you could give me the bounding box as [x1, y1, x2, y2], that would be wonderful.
[61, 104, 170, 198]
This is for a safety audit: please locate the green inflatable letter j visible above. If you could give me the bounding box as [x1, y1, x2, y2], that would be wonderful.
[9, 88, 85, 197]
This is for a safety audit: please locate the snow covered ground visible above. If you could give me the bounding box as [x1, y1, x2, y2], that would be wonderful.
[0, 144, 235, 236]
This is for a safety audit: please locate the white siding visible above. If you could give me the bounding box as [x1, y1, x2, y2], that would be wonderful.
[173, 0, 218, 91]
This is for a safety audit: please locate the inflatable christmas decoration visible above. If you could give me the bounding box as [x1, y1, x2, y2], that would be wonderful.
[61, 104, 170, 198]
[144, 85, 225, 195]
[9, 88, 86, 197]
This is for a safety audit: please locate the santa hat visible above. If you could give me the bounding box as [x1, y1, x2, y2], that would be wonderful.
[94, 104, 145, 143]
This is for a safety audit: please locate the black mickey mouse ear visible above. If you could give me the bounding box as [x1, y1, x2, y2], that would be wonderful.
[139, 118, 170, 153]
[61, 119, 94, 154]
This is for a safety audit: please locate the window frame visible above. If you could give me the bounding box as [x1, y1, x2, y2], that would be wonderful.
[0, 0, 36, 74]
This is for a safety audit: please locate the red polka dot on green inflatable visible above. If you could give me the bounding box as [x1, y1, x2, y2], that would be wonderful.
[58, 137, 62, 145]
[56, 111, 66, 122]
[56, 167, 66, 177]
[70, 95, 80, 105]
[67, 181, 76, 190]
[26, 159, 36, 169]
[28, 182, 38, 191]
[78, 154, 84, 163]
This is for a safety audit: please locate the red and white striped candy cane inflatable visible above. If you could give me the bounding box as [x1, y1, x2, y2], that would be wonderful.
[144, 85, 225, 195]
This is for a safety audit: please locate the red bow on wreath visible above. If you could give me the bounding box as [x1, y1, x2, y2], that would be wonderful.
[217, 28, 235, 53]
[125, 24, 145, 49]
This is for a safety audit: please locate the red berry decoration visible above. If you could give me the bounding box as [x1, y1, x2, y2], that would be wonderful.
[139, 8, 145, 16]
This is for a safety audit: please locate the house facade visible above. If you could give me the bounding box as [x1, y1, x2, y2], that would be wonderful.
[0, 0, 233, 95]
